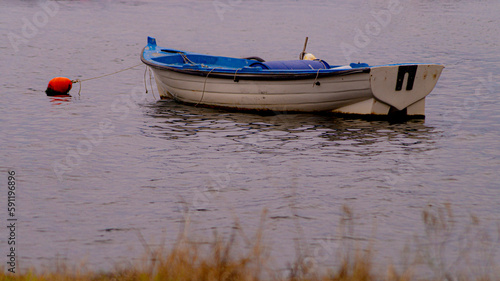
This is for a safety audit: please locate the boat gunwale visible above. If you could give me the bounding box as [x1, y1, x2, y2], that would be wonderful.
[141, 47, 371, 81]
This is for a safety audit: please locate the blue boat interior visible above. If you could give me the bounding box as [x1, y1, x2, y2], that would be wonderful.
[144, 37, 370, 73]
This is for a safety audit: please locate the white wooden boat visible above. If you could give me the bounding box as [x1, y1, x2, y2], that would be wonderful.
[141, 37, 443, 117]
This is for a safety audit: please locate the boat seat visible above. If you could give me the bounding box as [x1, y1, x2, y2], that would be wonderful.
[250, 60, 330, 70]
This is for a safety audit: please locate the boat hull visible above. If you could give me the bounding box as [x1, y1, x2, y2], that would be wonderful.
[151, 67, 372, 112]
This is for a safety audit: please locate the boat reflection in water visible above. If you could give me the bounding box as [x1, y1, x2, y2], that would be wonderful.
[142, 99, 438, 156]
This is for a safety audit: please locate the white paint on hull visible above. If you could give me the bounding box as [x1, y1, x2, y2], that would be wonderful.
[370, 64, 444, 111]
[153, 69, 372, 112]
[150, 63, 443, 115]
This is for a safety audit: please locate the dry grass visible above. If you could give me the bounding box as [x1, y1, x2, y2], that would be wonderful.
[1, 205, 499, 281]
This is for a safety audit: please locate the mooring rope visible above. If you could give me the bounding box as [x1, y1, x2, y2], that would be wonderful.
[144, 66, 149, 93]
[148, 67, 156, 99]
[196, 67, 221, 106]
[70, 63, 144, 96]
[179, 52, 196, 65]
[233, 68, 240, 82]
[72, 63, 143, 83]
[313, 68, 321, 87]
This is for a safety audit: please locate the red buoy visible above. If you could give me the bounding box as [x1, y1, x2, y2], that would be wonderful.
[46, 77, 72, 96]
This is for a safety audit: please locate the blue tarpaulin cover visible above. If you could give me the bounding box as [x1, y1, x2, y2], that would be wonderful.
[251, 60, 331, 70]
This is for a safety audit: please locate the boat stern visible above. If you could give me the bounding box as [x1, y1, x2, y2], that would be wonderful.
[370, 64, 443, 116]
[333, 63, 444, 118]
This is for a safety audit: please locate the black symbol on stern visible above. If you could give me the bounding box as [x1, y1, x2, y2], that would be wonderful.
[395, 65, 418, 91]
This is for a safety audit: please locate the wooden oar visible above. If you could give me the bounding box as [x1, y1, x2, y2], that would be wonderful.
[300, 37, 309, 60]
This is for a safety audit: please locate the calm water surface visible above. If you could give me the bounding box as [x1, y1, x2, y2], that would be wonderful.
[1, 0, 499, 274]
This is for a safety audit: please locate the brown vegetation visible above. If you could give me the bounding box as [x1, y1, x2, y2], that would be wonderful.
[2, 204, 498, 281]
